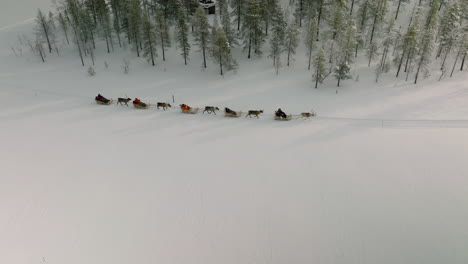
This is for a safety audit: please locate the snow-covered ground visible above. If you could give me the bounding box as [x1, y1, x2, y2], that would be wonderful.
[1, 16, 468, 264]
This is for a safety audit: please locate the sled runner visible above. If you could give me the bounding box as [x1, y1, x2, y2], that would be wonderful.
[96, 98, 113, 105]
[274, 114, 292, 121]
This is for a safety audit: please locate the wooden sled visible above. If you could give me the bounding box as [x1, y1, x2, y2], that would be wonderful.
[181, 107, 199, 114]
[133, 102, 149, 109]
[95, 99, 113, 105]
[274, 114, 292, 121]
[224, 110, 242, 117]
[300, 111, 317, 118]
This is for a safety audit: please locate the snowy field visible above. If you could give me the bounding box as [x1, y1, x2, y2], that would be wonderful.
[1, 17, 468, 264]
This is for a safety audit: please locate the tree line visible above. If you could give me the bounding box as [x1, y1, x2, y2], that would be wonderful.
[28, 0, 468, 86]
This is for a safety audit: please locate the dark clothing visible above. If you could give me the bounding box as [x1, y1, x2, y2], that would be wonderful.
[225, 107, 237, 115]
[276, 109, 287, 118]
[96, 94, 109, 103]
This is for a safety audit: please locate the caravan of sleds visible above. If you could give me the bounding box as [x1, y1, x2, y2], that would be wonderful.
[95, 94, 317, 120]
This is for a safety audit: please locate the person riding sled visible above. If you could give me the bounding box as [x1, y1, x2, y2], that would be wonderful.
[133, 98, 147, 107]
[95, 94, 110, 103]
[225, 107, 237, 115]
[180, 104, 191, 111]
[275, 108, 287, 119]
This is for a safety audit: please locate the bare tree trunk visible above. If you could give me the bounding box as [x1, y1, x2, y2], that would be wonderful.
[460, 52, 466, 70]
[202, 46, 206, 68]
[450, 50, 460, 77]
[395, 0, 402, 19]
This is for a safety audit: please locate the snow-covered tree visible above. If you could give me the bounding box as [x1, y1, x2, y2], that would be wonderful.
[231, 0, 244, 31]
[368, 0, 388, 44]
[437, 2, 461, 70]
[193, 6, 210, 68]
[219, 0, 237, 45]
[394, 9, 420, 77]
[141, 13, 157, 66]
[176, 6, 191, 65]
[128, 0, 142, 57]
[269, 5, 286, 72]
[394, 0, 410, 19]
[328, 0, 346, 41]
[334, 60, 352, 86]
[305, 18, 318, 70]
[241, 0, 265, 58]
[211, 27, 237, 75]
[284, 20, 300, 66]
[451, 32, 468, 76]
[313, 47, 327, 88]
[35, 9, 53, 53]
[155, 7, 171, 61]
[414, 0, 439, 84]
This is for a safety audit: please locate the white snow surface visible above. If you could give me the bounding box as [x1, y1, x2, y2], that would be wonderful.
[1, 18, 468, 264]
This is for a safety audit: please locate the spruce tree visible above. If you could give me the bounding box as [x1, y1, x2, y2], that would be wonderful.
[220, 0, 237, 45]
[128, 0, 142, 57]
[414, 0, 439, 84]
[313, 47, 327, 88]
[211, 27, 237, 75]
[231, 0, 244, 31]
[394, 19, 419, 77]
[305, 18, 318, 70]
[155, 7, 170, 61]
[141, 13, 157, 66]
[437, 2, 460, 70]
[193, 6, 210, 68]
[284, 20, 300, 66]
[334, 60, 352, 87]
[241, 0, 265, 58]
[269, 5, 286, 73]
[176, 6, 191, 65]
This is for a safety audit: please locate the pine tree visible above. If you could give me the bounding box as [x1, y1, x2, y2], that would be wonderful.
[241, 0, 265, 58]
[231, 0, 244, 31]
[193, 6, 210, 68]
[437, 2, 461, 70]
[96, 0, 114, 53]
[394, 17, 419, 77]
[328, 0, 346, 41]
[368, 0, 388, 44]
[451, 32, 468, 76]
[220, 0, 237, 45]
[284, 20, 300, 66]
[141, 13, 157, 65]
[128, 0, 142, 57]
[57, 12, 70, 45]
[46, 11, 59, 55]
[305, 18, 318, 70]
[110, 0, 123, 47]
[155, 7, 170, 61]
[334, 60, 352, 87]
[176, 6, 191, 65]
[313, 47, 327, 88]
[211, 27, 237, 75]
[35, 9, 53, 53]
[394, 0, 410, 19]
[376, 18, 396, 75]
[63, 0, 85, 66]
[414, 0, 439, 84]
[269, 5, 286, 72]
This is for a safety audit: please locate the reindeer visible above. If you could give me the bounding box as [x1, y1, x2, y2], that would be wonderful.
[246, 110, 264, 118]
[117, 98, 132, 106]
[157, 102, 172, 110]
[203, 106, 220, 114]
